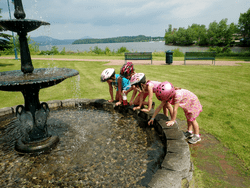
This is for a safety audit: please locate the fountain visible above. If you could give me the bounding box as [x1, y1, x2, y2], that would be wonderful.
[0, 0, 79, 153]
[0, 1, 193, 187]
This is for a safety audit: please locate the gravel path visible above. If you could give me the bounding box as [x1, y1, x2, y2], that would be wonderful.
[1, 57, 249, 66]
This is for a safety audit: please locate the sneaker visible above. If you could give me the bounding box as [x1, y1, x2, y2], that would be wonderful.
[183, 131, 193, 139]
[188, 135, 201, 144]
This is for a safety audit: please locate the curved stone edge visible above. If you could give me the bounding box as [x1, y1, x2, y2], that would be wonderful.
[1, 98, 193, 188]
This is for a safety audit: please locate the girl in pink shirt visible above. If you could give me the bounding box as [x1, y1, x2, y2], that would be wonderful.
[148, 81, 202, 144]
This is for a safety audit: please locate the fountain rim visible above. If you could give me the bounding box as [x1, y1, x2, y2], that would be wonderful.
[0, 19, 50, 33]
[0, 68, 79, 88]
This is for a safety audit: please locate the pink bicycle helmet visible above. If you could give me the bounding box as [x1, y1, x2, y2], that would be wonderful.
[155, 81, 176, 101]
[120, 62, 134, 77]
[100, 68, 115, 82]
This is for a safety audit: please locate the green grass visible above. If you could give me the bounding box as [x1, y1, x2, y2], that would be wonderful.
[1, 56, 250, 184]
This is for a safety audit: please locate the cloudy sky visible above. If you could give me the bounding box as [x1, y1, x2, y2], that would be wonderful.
[0, 0, 249, 40]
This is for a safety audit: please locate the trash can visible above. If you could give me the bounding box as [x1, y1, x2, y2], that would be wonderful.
[165, 50, 173, 64]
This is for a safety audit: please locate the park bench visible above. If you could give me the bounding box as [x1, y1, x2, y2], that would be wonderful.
[184, 52, 216, 65]
[125, 52, 152, 64]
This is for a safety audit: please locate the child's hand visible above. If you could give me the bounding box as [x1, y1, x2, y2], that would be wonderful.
[141, 108, 149, 113]
[115, 101, 122, 106]
[108, 99, 114, 103]
[166, 120, 175, 126]
[133, 106, 140, 111]
[148, 119, 154, 125]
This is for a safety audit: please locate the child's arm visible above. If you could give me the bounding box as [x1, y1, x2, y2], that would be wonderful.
[116, 77, 123, 105]
[166, 103, 179, 126]
[166, 102, 173, 117]
[124, 85, 134, 95]
[108, 82, 114, 102]
[148, 100, 165, 125]
[129, 86, 137, 106]
[133, 91, 144, 110]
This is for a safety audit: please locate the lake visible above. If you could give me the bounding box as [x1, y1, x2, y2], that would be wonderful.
[39, 41, 248, 53]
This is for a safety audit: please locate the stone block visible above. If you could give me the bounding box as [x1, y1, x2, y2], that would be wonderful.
[164, 129, 185, 140]
[61, 99, 76, 108]
[75, 98, 91, 108]
[155, 113, 170, 121]
[148, 169, 182, 188]
[162, 151, 190, 172]
[47, 100, 62, 109]
[157, 119, 178, 129]
[139, 108, 155, 120]
[93, 99, 106, 108]
[103, 101, 115, 112]
[167, 139, 190, 154]
[0, 107, 13, 116]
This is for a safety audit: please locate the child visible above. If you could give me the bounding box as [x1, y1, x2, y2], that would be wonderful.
[101, 68, 131, 106]
[128, 73, 168, 115]
[117, 62, 135, 105]
[148, 81, 202, 144]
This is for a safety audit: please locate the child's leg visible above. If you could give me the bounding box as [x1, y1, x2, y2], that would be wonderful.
[115, 90, 119, 101]
[163, 103, 168, 116]
[191, 120, 199, 135]
[187, 120, 193, 132]
[133, 94, 141, 105]
[115, 90, 122, 106]
[188, 119, 201, 144]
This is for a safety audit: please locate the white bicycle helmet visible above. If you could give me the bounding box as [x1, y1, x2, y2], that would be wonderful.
[101, 68, 115, 82]
[130, 73, 146, 90]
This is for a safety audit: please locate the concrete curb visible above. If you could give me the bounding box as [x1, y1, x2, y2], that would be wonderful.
[0, 98, 193, 188]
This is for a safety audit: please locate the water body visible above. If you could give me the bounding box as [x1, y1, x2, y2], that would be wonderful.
[39, 41, 248, 53]
[0, 108, 164, 187]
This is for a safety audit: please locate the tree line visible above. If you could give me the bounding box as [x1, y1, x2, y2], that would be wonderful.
[165, 8, 250, 47]
[72, 35, 164, 44]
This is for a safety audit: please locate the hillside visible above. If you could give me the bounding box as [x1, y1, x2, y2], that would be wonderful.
[31, 36, 92, 46]
[72, 35, 164, 44]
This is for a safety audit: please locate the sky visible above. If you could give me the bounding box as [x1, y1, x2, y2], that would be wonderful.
[0, 0, 250, 40]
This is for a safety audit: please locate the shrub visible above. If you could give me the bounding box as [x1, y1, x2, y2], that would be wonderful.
[172, 48, 184, 57]
[117, 46, 129, 53]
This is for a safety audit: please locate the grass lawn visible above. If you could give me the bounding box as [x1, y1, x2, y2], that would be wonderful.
[0, 56, 250, 186]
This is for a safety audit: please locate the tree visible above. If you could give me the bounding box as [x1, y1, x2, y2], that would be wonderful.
[207, 19, 235, 46]
[190, 24, 208, 46]
[3, 35, 39, 55]
[238, 8, 250, 39]
[0, 9, 12, 51]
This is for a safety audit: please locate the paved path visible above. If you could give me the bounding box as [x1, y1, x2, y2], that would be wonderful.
[1, 57, 249, 66]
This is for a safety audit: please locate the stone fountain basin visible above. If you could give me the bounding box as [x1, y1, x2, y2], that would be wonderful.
[0, 68, 79, 91]
[0, 19, 49, 33]
[0, 99, 193, 187]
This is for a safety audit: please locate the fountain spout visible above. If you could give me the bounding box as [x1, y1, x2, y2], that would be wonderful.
[14, 0, 26, 19]
[18, 31, 34, 73]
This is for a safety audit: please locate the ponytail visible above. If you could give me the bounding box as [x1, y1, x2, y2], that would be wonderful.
[174, 87, 181, 90]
